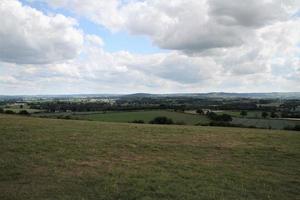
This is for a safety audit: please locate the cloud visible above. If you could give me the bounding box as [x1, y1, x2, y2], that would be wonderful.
[0, 0, 83, 64]
[1, 0, 300, 94]
[38, 0, 299, 54]
[209, 0, 287, 27]
[39, 0, 124, 31]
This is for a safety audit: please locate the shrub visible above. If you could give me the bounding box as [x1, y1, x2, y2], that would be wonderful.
[262, 112, 268, 118]
[150, 116, 174, 125]
[207, 112, 232, 122]
[19, 110, 30, 115]
[0, 108, 4, 113]
[220, 114, 233, 122]
[4, 110, 15, 114]
[240, 111, 247, 117]
[284, 125, 300, 131]
[196, 109, 204, 115]
[270, 112, 278, 118]
[57, 115, 71, 120]
[131, 120, 145, 124]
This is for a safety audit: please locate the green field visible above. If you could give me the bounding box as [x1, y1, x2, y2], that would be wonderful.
[36, 110, 210, 125]
[216, 110, 264, 118]
[232, 117, 300, 130]
[0, 114, 299, 199]
[4, 108, 43, 114]
[3, 103, 43, 114]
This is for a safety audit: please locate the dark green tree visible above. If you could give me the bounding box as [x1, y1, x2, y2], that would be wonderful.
[19, 110, 30, 115]
[240, 111, 248, 117]
[270, 112, 278, 118]
[150, 116, 173, 125]
[262, 112, 268, 118]
[5, 110, 15, 114]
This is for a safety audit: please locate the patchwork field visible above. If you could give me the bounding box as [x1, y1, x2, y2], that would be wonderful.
[0, 114, 299, 199]
[35, 110, 210, 125]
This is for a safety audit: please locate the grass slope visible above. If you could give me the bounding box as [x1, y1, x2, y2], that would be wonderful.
[0, 114, 299, 200]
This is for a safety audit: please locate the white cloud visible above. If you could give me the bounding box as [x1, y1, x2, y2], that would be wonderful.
[1, 0, 300, 94]
[85, 34, 104, 47]
[38, 0, 299, 54]
[40, 0, 124, 31]
[0, 0, 83, 64]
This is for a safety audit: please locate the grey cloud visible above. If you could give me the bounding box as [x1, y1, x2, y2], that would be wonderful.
[209, 0, 287, 27]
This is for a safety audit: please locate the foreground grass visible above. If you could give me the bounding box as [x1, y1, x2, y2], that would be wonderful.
[0, 114, 299, 200]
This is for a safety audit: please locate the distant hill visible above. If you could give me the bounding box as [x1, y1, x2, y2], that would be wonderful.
[119, 92, 300, 99]
[1, 92, 300, 101]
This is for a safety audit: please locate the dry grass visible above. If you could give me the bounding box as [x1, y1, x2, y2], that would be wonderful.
[0, 114, 299, 200]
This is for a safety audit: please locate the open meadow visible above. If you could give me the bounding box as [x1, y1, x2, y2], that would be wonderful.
[34, 110, 210, 125]
[0, 114, 299, 200]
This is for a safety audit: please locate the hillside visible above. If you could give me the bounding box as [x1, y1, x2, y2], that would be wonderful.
[0, 114, 299, 200]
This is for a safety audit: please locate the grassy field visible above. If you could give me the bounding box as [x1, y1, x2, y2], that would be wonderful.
[4, 108, 43, 114]
[0, 114, 299, 200]
[3, 103, 43, 114]
[220, 111, 263, 118]
[36, 110, 210, 125]
[232, 117, 300, 130]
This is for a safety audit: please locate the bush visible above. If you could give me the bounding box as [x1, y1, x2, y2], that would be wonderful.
[284, 125, 300, 131]
[220, 114, 233, 122]
[131, 120, 145, 124]
[150, 116, 174, 125]
[57, 115, 71, 120]
[262, 112, 268, 118]
[4, 110, 15, 114]
[270, 112, 278, 118]
[240, 111, 247, 117]
[196, 109, 204, 115]
[0, 108, 4, 113]
[207, 112, 232, 122]
[19, 110, 30, 115]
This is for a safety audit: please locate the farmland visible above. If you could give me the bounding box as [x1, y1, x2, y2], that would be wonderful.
[35, 110, 210, 125]
[0, 114, 300, 199]
[231, 117, 300, 130]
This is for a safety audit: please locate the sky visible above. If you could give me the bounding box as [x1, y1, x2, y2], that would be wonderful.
[0, 0, 300, 95]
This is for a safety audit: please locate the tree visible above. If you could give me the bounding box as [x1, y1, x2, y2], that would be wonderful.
[219, 114, 233, 122]
[262, 112, 268, 118]
[5, 110, 15, 114]
[19, 110, 30, 115]
[294, 125, 300, 131]
[270, 112, 278, 118]
[196, 109, 204, 115]
[150, 116, 173, 125]
[206, 112, 232, 122]
[131, 120, 145, 124]
[240, 111, 247, 117]
[206, 112, 218, 120]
